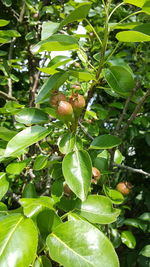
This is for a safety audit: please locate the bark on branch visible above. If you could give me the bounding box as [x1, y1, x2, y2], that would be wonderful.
[113, 163, 150, 177]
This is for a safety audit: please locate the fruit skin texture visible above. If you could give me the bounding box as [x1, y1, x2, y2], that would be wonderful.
[116, 181, 133, 195]
[57, 101, 73, 116]
[69, 94, 85, 110]
[92, 167, 101, 184]
[50, 93, 66, 107]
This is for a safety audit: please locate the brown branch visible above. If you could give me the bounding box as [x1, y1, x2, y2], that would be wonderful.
[113, 163, 150, 177]
[121, 88, 150, 134]
[114, 86, 137, 134]
[0, 90, 17, 101]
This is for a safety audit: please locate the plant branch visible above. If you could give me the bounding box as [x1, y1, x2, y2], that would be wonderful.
[113, 163, 150, 177]
[78, 121, 94, 140]
[0, 90, 17, 101]
[85, 19, 102, 46]
[114, 86, 137, 133]
[121, 88, 150, 134]
[108, 2, 124, 21]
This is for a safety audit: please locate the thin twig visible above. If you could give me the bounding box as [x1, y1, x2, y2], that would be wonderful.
[114, 86, 137, 134]
[0, 90, 17, 101]
[78, 121, 94, 140]
[121, 88, 150, 134]
[113, 163, 150, 177]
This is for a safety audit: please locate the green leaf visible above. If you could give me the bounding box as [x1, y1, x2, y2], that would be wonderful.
[0, 173, 9, 200]
[0, 127, 16, 141]
[32, 34, 79, 53]
[142, 1, 150, 14]
[33, 155, 48, 170]
[138, 212, 150, 222]
[22, 183, 37, 198]
[140, 245, 150, 257]
[62, 150, 92, 201]
[37, 210, 62, 239]
[41, 21, 60, 40]
[58, 133, 75, 154]
[114, 149, 123, 164]
[0, 50, 7, 56]
[0, 214, 38, 266]
[90, 134, 121, 149]
[35, 72, 69, 104]
[103, 66, 135, 96]
[121, 230, 136, 249]
[15, 108, 49, 125]
[103, 185, 124, 204]
[20, 196, 54, 217]
[0, 30, 20, 37]
[70, 70, 95, 81]
[0, 19, 10, 27]
[59, 3, 91, 29]
[1, 0, 12, 7]
[75, 195, 120, 224]
[38, 56, 72, 75]
[6, 159, 30, 175]
[123, 0, 147, 7]
[124, 218, 148, 232]
[116, 31, 150, 42]
[4, 126, 50, 158]
[34, 255, 52, 267]
[46, 220, 119, 267]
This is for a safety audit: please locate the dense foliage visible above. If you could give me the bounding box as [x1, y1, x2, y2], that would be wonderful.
[0, 0, 150, 266]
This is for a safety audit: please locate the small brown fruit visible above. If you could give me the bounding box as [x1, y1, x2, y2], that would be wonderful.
[69, 94, 85, 110]
[74, 62, 81, 68]
[57, 100, 73, 116]
[92, 167, 101, 180]
[116, 181, 133, 195]
[63, 183, 72, 197]
[50, 92, 66, 107]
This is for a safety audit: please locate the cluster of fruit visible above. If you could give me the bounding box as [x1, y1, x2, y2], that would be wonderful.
[50, 88, 85, 122]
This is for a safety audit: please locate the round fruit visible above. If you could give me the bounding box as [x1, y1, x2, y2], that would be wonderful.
[92, 167, 101, 180]
[57, 100, 73, 116]
[116, 182, 133, 195]
[69, 94, 85, 110]
[50, 93, 66, 107]
[74, 62, 80, 68]
[71, 84, 81, 90]
[63, 183, 72, 197]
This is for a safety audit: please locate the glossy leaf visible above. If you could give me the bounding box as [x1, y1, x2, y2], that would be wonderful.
[37, 210, 62, 239]
[138, 212, 150, 222]
[15, 108, 49, 125]
[22, 183, 37, 198]
[124, 218, 148, 232]
[0, 19, 10, 27]
[70, 70, 95, 81]
[34, 256, 52, 267]
[142, 1, 150, 14]
[75, 195, 120, 224]
[114, 149, 123, 164]
[1, 0, 12, 6]
[0, 173, 9, 200]
[58, 133, 75, 154]
[103, 66, 135, 95]
[123, 0, 147, 7]
[103, 185, 124, 204]
[35, 72, 69, 104]
[46, 220, 119, 267]
[0, 30, 20, 37]
[62, 150, 92, 201]
[121, 230, 136, 249]
[4, 126, 50, 158]
[0, 127, 16, 141]
[20, 196, 54, 217]
[59, 3, 91, 29]
[32, 34, 79, 53]
[6, 159, 30, 175]
[90, 134, 121, 149]
[0, 214, 38, 266]
[116, 31, 150, 42]
[41, 21, 60, 40]
[33, 155, 48, 170]
[140, 245, 150, 257]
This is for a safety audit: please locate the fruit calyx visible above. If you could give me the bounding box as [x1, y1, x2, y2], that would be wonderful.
[69, 93, 85, 110]
[92, 167, 101, 184]
[50, 92, 66, 107]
